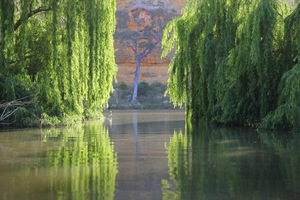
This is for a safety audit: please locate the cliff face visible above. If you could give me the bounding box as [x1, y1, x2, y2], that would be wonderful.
[115, 0, 186, 84]
[117, 0, 186, 11]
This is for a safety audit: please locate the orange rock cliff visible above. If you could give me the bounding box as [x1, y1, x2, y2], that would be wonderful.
[115, 0, 186, 84]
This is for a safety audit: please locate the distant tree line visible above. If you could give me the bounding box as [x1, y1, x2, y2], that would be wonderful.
[0, 0, 116, 126]
[162, 0, 300, 131]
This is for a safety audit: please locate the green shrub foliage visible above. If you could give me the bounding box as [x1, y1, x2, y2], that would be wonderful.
[0, 0, 117, 125]
[162, 0, 300, 131]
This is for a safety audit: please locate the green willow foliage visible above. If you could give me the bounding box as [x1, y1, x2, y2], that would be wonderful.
[163, 0, 300, 131]
[0, 0, 116, 124]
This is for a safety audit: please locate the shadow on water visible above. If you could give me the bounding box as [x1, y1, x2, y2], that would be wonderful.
[163, 122, 300, 200]
[0, 121, 117, 200]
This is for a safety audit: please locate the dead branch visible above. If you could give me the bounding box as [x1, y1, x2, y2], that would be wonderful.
[0, 98, 35, 122]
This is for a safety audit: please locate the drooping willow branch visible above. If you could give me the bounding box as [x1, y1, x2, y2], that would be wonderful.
[14, 7, 52, 31]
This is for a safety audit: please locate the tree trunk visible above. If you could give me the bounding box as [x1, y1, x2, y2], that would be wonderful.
[131, 58, 141, 106]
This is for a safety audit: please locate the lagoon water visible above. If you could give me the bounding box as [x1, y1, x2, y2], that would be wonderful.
[0, 110, 300, 200]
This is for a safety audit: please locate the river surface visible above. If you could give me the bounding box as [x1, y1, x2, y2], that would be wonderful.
[0, 110, 300, 200]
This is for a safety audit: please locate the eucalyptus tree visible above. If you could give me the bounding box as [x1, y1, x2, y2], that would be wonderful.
[163, 0, 300, 131]
[0, 0, 116, 125]
[115, 0, 176, 106]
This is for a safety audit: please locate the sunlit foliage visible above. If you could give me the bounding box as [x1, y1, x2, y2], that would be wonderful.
[162, 0, 300, 131]
[0, 0, 117, 125]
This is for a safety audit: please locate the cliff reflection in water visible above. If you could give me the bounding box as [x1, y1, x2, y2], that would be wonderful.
[163, 123, 300, 200]
[1, 121, 117, 200]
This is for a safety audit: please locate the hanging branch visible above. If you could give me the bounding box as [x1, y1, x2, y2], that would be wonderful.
[14, 7, 52, 31]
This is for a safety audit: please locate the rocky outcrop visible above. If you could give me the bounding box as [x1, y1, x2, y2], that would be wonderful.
[115, 0, 186, 84]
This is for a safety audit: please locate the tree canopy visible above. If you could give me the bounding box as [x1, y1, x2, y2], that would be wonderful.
[162, 0, 300, 131]
[0, 0, 117, 126]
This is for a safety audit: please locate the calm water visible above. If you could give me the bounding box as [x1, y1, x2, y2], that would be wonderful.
[0, 110, 300, 200]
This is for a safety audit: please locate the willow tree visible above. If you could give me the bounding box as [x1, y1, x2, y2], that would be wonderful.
[0, 0, 116, 126]
[163, 0, 299, 131]
[263, 3, 300, 131]
[224, 0, 283, 125]
[163, 0, 247, 121]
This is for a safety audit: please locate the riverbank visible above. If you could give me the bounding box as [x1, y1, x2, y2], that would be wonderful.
[0, 82, 178, 128]
[108, 82, 177, 109]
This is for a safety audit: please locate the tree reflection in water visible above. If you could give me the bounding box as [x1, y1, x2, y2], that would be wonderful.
[2, 121, 117, 200]
[163, 122, 300, 200]
[46, 121, 117, 200]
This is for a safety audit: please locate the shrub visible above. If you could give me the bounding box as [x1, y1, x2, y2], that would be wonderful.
[138, 81, 149, 97]
[149, 81, 166, 94]
[119, 82, 128, 91]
